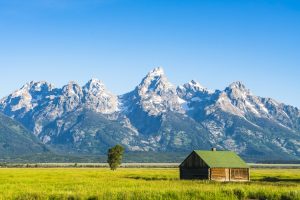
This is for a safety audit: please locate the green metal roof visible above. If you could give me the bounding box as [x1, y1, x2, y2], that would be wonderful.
[194, 150, 249, 168]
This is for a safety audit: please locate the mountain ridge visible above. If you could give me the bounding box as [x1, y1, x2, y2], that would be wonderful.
[0, 67, 299, 160]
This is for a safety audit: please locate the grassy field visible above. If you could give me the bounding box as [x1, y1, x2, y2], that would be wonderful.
[0, 168, 299, 200]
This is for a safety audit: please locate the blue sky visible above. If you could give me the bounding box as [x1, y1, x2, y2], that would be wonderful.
[0, 0, 300, 107]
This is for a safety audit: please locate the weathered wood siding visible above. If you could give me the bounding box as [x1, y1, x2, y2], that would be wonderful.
[230, 168, 250, 181]
[180, 152, 209, 180]
[210, 168, 249, 182]
[210, 168, 230, 181]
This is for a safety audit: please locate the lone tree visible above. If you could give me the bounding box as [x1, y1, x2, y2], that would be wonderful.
[107, 145, 124, 170]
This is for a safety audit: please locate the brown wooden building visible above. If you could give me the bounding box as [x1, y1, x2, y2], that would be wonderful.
[179, 149, 250, 181]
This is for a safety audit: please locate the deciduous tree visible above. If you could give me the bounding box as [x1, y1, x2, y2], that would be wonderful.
[107, 145, 124, 170]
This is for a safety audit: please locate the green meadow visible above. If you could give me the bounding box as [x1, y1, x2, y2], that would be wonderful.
[0, 168, 299, 200]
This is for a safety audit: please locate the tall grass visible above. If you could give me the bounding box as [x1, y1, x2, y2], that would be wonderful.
[0, 168, 299, 200]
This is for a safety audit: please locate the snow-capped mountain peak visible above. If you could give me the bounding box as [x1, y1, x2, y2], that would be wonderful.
[122, 67, 184, 116]
[0, 81, 55, 114]
[218, 82, 274, 118]
[62, 81, 81, 92]
[86, 78, 104, 86]
[225, 81, 251, 100]
[183, 80, 211, 94]
[138, 67, 174, 95]
[147, 67, 165, 77]
[83, 78, 105, 93]
[177, 80, 212, 102]
[188, 80, 206, 91]
[227, 81, 249, 93]
[28, 81, 54, 92]
[83, 79, 118, 114]
[15, 81, 54, 95]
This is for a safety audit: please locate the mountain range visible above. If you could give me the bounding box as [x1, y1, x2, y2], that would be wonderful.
[0, 67, 299, 161]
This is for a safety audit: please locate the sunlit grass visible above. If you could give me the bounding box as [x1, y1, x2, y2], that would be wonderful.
[0, 168, 299, 200]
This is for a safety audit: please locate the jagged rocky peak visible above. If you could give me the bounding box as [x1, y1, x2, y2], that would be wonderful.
[225, 81, 251, 100]
[83, 78, 119, 114]
[219, 81, 273, 117]
[12, 81, 54, 96]
[181, 80, 207, 93]
[187, 80, 206, 91]
[83, 78, 106, 96]
[84, 78, 105, 90]
[62, 81, 83, 96]
[177, 80, 211, 101]
[148, 67, 165, 77]
[58, 81, 83, 112]
[228, 81, 247, 90]
[28, 81, 54, 93]
[0, 81, 55, 114]
[138, 67, 174, 95]
[126, 67, 183, 115]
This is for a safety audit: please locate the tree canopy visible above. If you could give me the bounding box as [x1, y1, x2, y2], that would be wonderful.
[107, 145, 124, 170]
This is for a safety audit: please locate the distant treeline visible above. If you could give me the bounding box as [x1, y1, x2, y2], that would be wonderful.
[1, 152, 299, 164]
[1, 162, 300, 169]
[0, 163, 178, 168]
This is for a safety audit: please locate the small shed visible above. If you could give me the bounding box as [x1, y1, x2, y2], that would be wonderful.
[179, 149, 250, 181]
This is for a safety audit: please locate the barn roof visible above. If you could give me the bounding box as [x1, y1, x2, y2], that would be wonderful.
[194, 150, 249, 168]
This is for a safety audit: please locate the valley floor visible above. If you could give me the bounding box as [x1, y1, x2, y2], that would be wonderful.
[0, 168, 299, 200]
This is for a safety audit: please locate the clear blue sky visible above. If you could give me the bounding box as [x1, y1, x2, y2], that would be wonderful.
[0, 0, 299, 107]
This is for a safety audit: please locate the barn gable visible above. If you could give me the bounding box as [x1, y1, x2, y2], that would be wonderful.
[180, 151, 208, 168]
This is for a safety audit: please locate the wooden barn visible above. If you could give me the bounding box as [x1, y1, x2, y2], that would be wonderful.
[179, 149, 250, 181]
